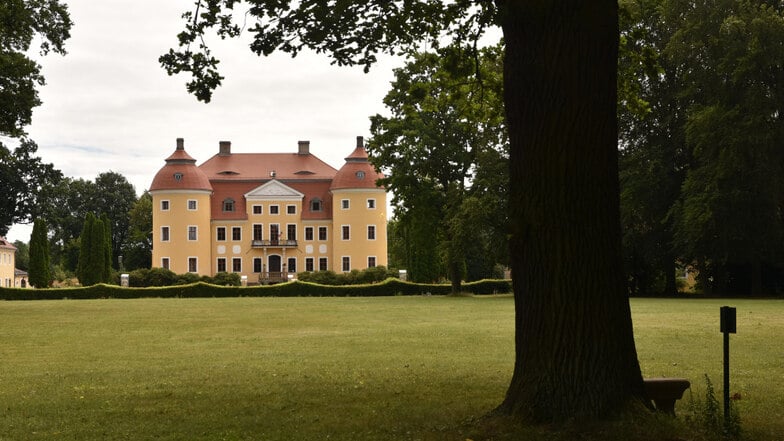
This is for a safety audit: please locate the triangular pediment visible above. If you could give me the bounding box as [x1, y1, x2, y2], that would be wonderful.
[245, 180, 304, 200]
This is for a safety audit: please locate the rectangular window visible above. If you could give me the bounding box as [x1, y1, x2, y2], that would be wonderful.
[232, 258, 242, 273]
[287, 205, 296, 215]
[341, 199, 350, 210]
[253, 205, 262, 214]
[318, 226, 327, 241]
[367, 225, 376, 240]
[232, 226, 242, 241]
[161, 257, 170, 270]
[305, 257, 314, 272]
[341, 225, 350, 240]
[188, 200, 197, 210]
[253, 224, 263, 241]
[270, 205, 279, 215]
[367, 199, 376, 209]
[216, 226, 226, 241]
[217, 257, 227, 273]
[188, 226, 197, 241]
[223, 199, 235, 212]
[368, 256, 376, 268]
[305, 227, 314, 241]
[253, 258, 262, 273]
[188, 257, 198, 273]
[287, 224, 297, 241]
[161, 226, 170, 242]
[270, 224, 280, 243]
[288, 258, 296, 273]
[342, 256, 350, 272]
[161, 200, 170, 211]
[319, 257, 328, 271]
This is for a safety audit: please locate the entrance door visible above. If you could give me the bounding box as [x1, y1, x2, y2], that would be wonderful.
[268, 255, 282, 273]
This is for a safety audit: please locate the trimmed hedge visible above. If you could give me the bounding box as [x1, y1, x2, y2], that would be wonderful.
[0, 278, 512, 300]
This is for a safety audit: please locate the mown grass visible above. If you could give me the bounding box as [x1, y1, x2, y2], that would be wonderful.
[0, 296, 781, 440]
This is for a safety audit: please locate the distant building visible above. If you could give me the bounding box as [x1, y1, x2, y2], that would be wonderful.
[149, 136, 387, 283]
[1, 236, 27, 288]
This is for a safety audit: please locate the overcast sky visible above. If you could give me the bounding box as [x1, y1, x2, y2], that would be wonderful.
[6, 0, 405, 242]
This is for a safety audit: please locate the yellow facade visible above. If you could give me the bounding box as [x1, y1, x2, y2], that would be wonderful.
[1, 242, 15, 288]
[331, 188, 388, 271]
[151, 190, 212, 275]
[149, 137, 387, 283]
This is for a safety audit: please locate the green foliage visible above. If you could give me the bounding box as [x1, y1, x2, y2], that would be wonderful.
[369, 44, 508, 288]
[297, 266, 398, 286]
[0, 139, 63, 236]
[0, 277, 511, 300]
[12, 239, 29, 271]
[122, 191, 152, 270]
[76, 213, 111, 286]
[160, 1, 498, 103]
[28, 218, 51, 288]
[0, 0, 72, 137]
[619, 0, 784, 295]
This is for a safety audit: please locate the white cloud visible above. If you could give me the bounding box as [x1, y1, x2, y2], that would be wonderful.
[7, 0, 403, 243]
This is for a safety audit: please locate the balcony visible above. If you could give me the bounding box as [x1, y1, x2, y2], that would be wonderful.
[259, 271, 290, 284]
[250, 239, 298, 248]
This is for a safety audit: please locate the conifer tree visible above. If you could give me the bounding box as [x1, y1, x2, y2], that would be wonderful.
[28, 219, 51, 288]
[100, 213, 112, 282]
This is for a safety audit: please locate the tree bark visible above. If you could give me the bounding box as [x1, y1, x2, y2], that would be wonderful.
[497, 1, 647, 421]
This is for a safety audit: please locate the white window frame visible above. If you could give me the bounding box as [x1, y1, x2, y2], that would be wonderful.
[232, 257, 242, 273]
[368, 256, 377, 268]
[187, 199, 197, 211]
[161, 200, 170, 211]
[341, 199, 350, 210]
[367, 225, 376, 240]
[232, 226, 242, 241]
[286, 205, 296, 215]
[161, 257, 170, 269]
[188, 257, 198, 273]
[252, 204, 262, 214]
[341, 256, 350, 272]
[216, 226, 227, 241]
[367, 198, 376, 209]
[269, 205, 280, 215]
[187, 225, 197, 241]
[161, 226, 170, 242]
[217, 257, 227, 273]
[341, 225, 350, 241]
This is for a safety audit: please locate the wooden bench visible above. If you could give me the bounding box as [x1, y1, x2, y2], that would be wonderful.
[644, 378, 690, 415]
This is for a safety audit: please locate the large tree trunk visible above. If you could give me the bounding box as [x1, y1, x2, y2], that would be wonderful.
[497, 1, 647, 421]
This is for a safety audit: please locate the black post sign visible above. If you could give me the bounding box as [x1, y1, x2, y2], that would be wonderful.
[720, 306, 736, 422]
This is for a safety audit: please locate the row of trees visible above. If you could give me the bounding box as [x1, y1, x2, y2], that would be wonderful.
[369, 44, 509, 290]
[619, 0, 784, 295]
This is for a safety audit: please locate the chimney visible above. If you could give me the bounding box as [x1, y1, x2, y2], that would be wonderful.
[298, 140, 310, 155]
[219, 141, 231, 156]
[176, 138, 184, 150]
[356, 136, 364, 149]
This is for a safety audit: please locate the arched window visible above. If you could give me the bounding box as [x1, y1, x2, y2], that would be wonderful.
[223, 198, 235, 212]
[310, 198, 322, 212]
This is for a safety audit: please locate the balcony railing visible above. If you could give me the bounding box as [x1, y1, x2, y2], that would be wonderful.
[250, 239, 298, 248]
[259, 272, 289, 284]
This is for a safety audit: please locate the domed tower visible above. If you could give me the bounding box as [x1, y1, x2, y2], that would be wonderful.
[330, 136, 387, 272]
[149, 138, 213, 275]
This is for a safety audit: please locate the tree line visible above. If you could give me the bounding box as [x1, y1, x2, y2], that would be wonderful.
[618, 0, 784, 296]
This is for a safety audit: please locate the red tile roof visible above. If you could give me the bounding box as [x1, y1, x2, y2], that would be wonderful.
[331, 146, 385, 190]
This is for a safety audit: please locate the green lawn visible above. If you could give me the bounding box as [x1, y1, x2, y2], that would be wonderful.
[0, 296, 781, 440]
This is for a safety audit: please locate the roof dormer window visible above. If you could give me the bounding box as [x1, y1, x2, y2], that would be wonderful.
[310, 198, 322, 212]
[223, 198, 235, 212]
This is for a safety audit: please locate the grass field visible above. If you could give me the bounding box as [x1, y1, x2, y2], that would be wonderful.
[0, 296, 781, 440]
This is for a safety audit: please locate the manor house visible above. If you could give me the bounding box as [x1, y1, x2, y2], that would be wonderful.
[149, 136, 387, 283]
